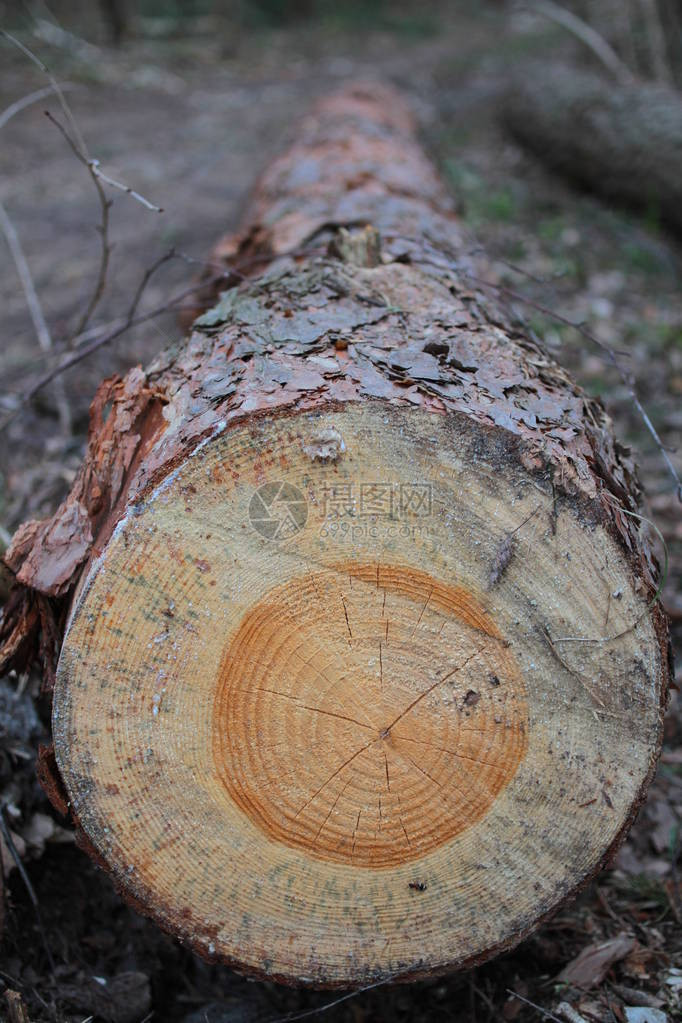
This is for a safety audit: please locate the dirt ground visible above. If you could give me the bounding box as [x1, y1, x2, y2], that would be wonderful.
[0, 3, 680, 1022]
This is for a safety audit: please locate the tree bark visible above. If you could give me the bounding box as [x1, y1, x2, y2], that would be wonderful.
[502, 64, 682, 233]
[0, 83, 671, 987]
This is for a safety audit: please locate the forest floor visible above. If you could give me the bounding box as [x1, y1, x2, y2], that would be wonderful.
[0, 4, 680, 1022]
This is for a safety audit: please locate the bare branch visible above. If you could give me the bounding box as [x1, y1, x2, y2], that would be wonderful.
[5, 36, 162, 342]
[89, 160, 164, 213]
[637, 0, 674, 84]
[3, 31, 163, 216]
[506, 989, 563, 1023]
[264, 971, 411, 1023]
[0, 83, 76, 131]
[46, 110, 164, 217]
[124, 248, 177, 321]
[1, 29, 88, 157]
[0, 806, 56, 975]
[524, 0, 637, 85]
[44, 109, 163, 336]
[0, 199, 71, 433]
[44, 110, 112, 339]
[0, 204, 52, 356]
[0, 270, 227, 433]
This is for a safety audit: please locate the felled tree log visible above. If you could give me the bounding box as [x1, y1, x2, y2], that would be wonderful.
[503, 64, 682, 232]
[1, 83, 670, 987]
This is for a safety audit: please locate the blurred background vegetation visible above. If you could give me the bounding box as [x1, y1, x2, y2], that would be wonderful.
[1, 0, 681, 79]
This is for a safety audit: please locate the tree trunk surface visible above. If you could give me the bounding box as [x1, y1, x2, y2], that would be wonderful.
[0, 83, 670, 988]
[502, 64, 682, 233]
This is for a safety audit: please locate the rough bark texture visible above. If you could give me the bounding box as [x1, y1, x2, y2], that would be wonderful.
[502, 64, 682, 232]
[0, 83, 671, 987]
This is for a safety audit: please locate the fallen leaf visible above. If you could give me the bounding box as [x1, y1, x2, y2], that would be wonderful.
[664, 968, 682, 990]
[21, 812, 74, 855]
[623, 1008, 668, 1023]
[557, 933, 637, 989]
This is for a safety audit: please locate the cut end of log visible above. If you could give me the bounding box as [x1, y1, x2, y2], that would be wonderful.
[53, 403, 665, 986]
[216, 561, 527, 869]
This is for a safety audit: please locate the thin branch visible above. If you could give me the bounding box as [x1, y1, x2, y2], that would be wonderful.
[506, 989, 563, 1023]
[44, 108, 163, 335]
[524, 0, 637, 85]
[3, 34, 162, 347]
[0, 203, 53, 356]
[0, 270, 227, 433]
[1, 29, 88, 157]
[637, 0, 674, 84]
[43, 112, 162, 220]
[0, 199, 71, 433]
[3, 30, 162, 214]
[0, 82, 75, 131]
[265, 971, 417, 1023]
[124, 248, 177, 320]
[0, 806, 56, 975]
[88, 160, 163, 213]
[44, 110, 111, 338]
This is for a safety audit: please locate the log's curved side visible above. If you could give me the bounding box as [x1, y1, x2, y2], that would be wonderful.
[1, 83, 671, 986]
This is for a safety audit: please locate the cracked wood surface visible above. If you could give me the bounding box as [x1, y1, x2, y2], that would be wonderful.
[0, 83, 671, 986]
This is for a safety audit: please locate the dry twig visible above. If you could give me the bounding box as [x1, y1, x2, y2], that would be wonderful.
[0, 83, 75, 131]
[0, 268, 226, 433]
[0, 807, 56, 975]
[637, 0, 674, 84]
[522, 1, 636, 84]
[1, 30, 86, 156]
[44, 110, 112, 339]
[88, 160, 163, 213]
[4, 30, 162, 345]
[0, 200, 71, 433]
[506, 990, 564, 1023]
